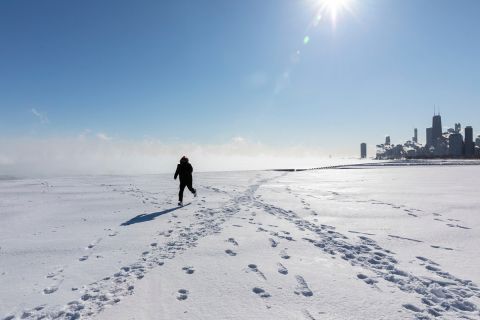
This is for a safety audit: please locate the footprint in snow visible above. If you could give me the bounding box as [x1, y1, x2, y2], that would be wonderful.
[277, 263, 288, 275]
[280, 249, 290, 259]
[182, 266, 195, 274]
[402, 304, 423, 313]
[177, 289, 189, 300]
[85, 238, 102, 250]
[416, 256, 439, 266]
[294, 275, 313, 297]
[226, 238, 239, 246]
[357, 273, 377, 285]
[430, 245, 454, 251]
[446, 223, 471, 230]
[225, 249, 237, 256]
[46, 268, 64, 279]
[248, 264, 266, 280]
[43, 286, 58, 294]
[269, 238, 279, 247]
[252, 287, 271, 298]
[302, 309, 318, 320]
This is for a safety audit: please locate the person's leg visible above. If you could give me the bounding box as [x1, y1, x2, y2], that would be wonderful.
[187, 180, 196, 195]
[179, 182, 186, 203]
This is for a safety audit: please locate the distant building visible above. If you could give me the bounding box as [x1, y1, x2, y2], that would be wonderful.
[433, 138, 448, 156]
[432, 115, 443, 146]
[476, 138, 480, 156]
[448, 133, 464, 156]
[465, 126, 474, 156]
[413, 128, 418, 143]
[385, 136, 391, 145]
[361, 143, 367, 158]
[477, 136, 480, 156]
[426, 127, 433, 147]
[455, 123, 461, 133]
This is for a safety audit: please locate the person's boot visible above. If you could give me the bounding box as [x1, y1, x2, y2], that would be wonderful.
[193, 190, 197, 197]
[178, 201, 183, 206]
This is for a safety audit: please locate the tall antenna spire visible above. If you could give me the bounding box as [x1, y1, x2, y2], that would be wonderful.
[434, 104, 436, 116]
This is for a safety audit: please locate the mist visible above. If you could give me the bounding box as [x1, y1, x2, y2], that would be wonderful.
[0, 136, 357, 177]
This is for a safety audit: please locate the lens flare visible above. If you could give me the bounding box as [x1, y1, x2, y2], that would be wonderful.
[274, 0, 356, 96]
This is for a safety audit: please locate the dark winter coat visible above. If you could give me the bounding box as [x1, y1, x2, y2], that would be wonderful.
[174, 160, 193, 182]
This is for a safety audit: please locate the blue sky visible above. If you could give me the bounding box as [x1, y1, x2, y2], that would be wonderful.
[1, 0, 479, 168]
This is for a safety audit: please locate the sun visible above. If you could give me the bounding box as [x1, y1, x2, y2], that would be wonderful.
[315, 0, 353, 26]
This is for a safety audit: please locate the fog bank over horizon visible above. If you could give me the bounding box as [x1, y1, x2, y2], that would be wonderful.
[0, 136, 359, 177]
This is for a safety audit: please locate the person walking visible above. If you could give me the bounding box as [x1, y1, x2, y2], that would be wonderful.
[174, 156, 197, 206]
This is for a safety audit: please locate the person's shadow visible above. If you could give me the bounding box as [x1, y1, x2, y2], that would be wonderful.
[120, 203, 190, 226]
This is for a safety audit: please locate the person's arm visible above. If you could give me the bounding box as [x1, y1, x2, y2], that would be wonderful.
[189, 163, 193, 174]
[174, 165, 179, 180]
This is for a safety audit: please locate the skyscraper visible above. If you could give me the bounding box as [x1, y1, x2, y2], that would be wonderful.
[465, 126, 474, 156]
[426, 128, 433, 147]
[448, 133, 464, 156]
[432, 114, 443, 146]
[385, 136, 391, 145]
[476, 135, 480, 156]
[413, 128, 418, 143]
[455, 123, 461, 133]
[361, 143, 367, 159]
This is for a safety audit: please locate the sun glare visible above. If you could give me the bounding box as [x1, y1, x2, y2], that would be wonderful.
[315, 0, 353, 26]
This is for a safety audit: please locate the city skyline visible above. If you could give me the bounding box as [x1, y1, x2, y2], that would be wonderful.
[376, 112, 479, 159]
[379, 112, 479, 147]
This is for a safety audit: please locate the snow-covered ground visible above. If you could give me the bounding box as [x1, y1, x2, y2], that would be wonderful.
[1, 165, 479, 320]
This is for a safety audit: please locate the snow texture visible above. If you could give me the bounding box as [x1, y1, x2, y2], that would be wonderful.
[1, 164, 479, 319]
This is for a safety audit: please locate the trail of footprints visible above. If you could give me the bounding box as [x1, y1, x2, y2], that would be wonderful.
[43, 267, 64, 295]
[239, 183, 479, 318]
[221, 235, 313, 303]
[220, 184, 478, 318]
[313, 191, 474, 230]
[11, 174, 479, 320]
[14, 178, 272, 320]
[253, 195, 479, 319]
[44, 236, 106, 295]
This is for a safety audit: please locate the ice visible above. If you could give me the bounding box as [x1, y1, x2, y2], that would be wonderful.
[1, 166, 479, 319]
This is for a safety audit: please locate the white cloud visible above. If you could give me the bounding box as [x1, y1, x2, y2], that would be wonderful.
[96, 133, 112, 141]
[0, 136, 355, 177]
[231, 136, 246, 144]
[31, 108, 49, 124]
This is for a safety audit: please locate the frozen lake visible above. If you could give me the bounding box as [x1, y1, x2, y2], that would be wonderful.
[1, 165, 479, 319]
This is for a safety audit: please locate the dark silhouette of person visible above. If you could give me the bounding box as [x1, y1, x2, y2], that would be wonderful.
[174, 156, 196, 206]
